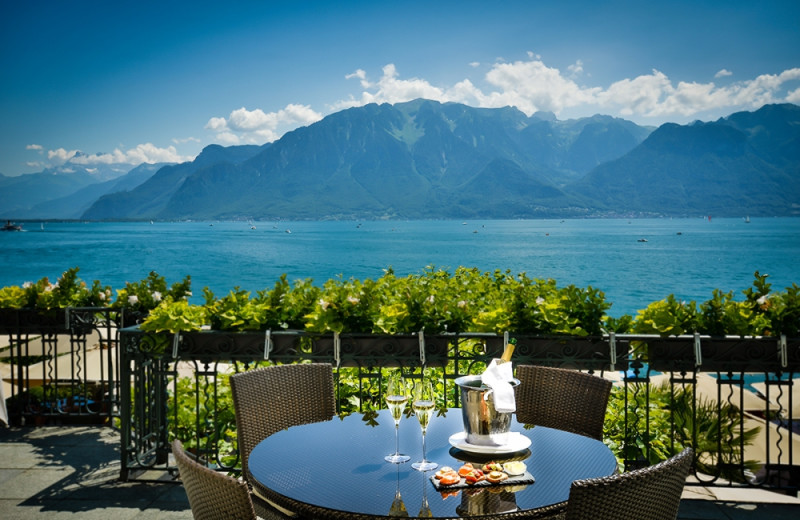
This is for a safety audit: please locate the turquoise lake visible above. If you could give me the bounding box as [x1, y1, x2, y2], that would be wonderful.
[1, 218, 797, 317]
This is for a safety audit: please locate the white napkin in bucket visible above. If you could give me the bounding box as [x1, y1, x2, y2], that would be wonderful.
[481, 358, 516, 413]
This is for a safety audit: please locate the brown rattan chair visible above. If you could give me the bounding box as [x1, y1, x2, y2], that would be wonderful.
[562, 447, 694, 520]
[515, 365, 612, 440]
[230, 363, 336, 516]
[172, 438, 257, 520]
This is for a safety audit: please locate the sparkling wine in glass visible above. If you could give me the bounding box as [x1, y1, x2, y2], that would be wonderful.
[385, 373, 411, 463]
[411, 380, 438, 471]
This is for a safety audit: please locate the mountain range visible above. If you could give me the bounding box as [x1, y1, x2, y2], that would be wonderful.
[3, 101, 798, 220]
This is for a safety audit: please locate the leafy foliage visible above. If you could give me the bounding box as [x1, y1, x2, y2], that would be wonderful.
[112, 271, 192, 313]
[1, 268, 797, 339]
[0, 267, 110, 309]
[633, 272, 797, 338]
[139, 297, 206, 334]
[603, 381, 760, 479]
[168, 371, 239, 468]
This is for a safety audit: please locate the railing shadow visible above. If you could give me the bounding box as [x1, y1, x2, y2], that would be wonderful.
[1, 426, 189, 514]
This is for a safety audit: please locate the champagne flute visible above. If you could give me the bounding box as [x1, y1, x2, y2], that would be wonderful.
[385, 372, 411, 463]
[411, 380, 438, 471]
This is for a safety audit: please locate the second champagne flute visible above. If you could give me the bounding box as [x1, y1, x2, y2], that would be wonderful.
[385, 373, 411, 463]
[411, 380, 438, 471]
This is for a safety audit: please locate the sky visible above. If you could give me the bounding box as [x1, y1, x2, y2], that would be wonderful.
[1, 0, 799, 177]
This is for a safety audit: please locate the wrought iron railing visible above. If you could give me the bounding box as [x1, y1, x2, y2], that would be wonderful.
[0, 307, 142, 425]
[1, 312, 797, 493]
[116, 328, 799, 493]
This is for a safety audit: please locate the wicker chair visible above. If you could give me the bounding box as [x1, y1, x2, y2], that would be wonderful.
[230, 363, 336, 516]
[172, 438, 257, 520]
[515, 365, 612, 440]
[562, 447, 694, 520]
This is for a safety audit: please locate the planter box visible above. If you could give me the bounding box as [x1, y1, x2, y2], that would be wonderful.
[121, 328, 305, 362]
[644, 335, 800, 372]
[312, 333, 454, 367]
[512, 335, 630, 371]
[0, 308, 95, 335]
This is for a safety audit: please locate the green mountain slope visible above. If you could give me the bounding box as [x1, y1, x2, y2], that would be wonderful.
[570, 104, 800, 217]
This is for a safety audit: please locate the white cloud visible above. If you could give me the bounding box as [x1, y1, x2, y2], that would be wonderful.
[205, 116, 228, 132]
[478, 58, 600, 115]
[200, 57, 800, 151]
[331, 64, 448, 112]
[567, 60, 584, 77]
[48, 148, 79, 163]
[205, 103, 323, 145]
[26, 144, 43, 151]
[172, 136, 201, 145]
[331, 59, 800, 123]
[46, 144, 191, 168]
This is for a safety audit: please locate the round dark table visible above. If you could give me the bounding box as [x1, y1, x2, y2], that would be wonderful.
[248, 408, 617, 518]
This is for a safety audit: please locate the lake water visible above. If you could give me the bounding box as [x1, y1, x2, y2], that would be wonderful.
[1, 218, 797, 317]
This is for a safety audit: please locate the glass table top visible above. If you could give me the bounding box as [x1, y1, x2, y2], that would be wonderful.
[248, 408, 617, 518]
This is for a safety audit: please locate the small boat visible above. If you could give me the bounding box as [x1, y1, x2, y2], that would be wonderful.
[744, 216, 751, 223]
[637, 238, 648, 242]
[285, 229, 292, 234]
[2, 220, 22, 231]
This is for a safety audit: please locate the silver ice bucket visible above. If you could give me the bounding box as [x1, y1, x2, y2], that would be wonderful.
[455, 374, 519, 446]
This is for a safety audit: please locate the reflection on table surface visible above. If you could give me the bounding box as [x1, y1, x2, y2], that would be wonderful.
[248, 408, 617, 518]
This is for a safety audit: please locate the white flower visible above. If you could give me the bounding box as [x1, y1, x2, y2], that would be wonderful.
[319, 299, 331, 310]
[757, 295, 769, 306]
[346, 296, 359, 305]
[152, 291, 163, 302]
[22, 281, 32, 289]
[457, 300, 467, 308]
[427, 295, 435, 304]
[535, 297, 545, 305]
[44, 284, 55, 292]
[98, 292, 106, 301]
[128, 295, 139, 305]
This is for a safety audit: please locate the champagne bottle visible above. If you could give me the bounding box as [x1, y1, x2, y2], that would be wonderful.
[500, 337, 515, 363]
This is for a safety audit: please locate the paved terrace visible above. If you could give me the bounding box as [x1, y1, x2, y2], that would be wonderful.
[1, 426, 799, 519]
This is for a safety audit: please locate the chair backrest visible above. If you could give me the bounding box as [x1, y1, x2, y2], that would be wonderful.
[230, 363, 336, 481]
[515, 365, 612, 440]
[172, 439, 257, 520]
[564, 447, 694, 520]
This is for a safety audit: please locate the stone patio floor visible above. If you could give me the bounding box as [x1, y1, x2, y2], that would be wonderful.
[1, 425, 799, 519]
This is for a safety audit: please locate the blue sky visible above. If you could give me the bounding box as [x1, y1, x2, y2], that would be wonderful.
[1, 0, 798, 177]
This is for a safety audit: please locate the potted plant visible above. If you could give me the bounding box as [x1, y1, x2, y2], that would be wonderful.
[0, 267, 110, 334]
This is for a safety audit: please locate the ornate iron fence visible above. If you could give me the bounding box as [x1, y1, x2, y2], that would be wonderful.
[117, 328, 799, 494]
[0, 308, 141, 425]
[2, 312, 797, 493]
